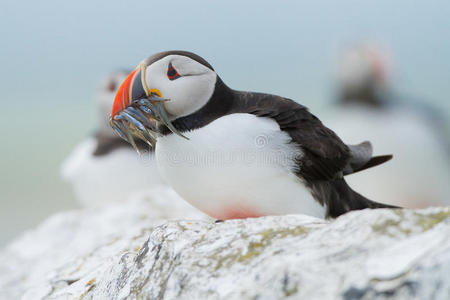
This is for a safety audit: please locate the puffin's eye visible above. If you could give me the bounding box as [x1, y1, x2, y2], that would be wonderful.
[167, 63, 181, 80]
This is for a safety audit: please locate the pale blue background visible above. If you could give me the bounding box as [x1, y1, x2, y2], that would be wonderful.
[1, 0, 449, 245]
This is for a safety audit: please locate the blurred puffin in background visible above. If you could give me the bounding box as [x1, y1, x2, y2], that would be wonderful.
[61, 70, 166, 208]
[325, 44, 450, 208]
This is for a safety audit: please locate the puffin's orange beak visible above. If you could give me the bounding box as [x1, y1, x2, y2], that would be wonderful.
[111, 68, 139, 119]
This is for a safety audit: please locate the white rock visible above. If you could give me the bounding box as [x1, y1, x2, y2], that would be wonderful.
[0, 187, 206, 300]
[0, 192, 448, 300]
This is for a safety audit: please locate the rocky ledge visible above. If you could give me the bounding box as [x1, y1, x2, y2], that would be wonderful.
[0, 188, 448, 300]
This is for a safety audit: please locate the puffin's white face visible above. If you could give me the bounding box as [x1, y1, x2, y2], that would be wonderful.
[143, 55, 217, 119]
[337, 46, 388, 91]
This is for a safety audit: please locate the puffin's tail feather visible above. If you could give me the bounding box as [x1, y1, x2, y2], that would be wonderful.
[310, 178, 399, 218]
[347, 154, 393, 175]
[344, 141, 393, 176]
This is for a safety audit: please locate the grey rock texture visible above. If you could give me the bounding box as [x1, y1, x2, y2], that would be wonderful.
[0, 189, 448, 300]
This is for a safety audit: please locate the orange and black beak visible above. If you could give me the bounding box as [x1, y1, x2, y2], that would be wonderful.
[109, 64, 188, 153]
[111, 68, 139, 119]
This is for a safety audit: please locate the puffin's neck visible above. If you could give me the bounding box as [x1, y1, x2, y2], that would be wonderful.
[159, 76, 236, 134]
[158, 80, 302, 136]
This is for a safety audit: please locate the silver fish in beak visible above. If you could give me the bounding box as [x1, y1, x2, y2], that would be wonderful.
[109, 64, 188, 153]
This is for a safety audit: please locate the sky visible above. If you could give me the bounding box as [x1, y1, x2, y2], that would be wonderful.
[0, 0, 449, 245]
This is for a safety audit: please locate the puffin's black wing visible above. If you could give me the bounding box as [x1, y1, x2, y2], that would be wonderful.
[233, 92, 351, 181]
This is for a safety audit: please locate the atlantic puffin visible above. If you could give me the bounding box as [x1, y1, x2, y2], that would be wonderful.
[110, 51, 396, 219]
[326, 44, 450, 208]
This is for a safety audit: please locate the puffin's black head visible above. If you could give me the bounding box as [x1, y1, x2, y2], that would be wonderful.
[110, 51, 218, 151]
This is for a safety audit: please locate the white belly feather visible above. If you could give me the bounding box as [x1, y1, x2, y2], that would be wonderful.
[156, 113, 325, 219]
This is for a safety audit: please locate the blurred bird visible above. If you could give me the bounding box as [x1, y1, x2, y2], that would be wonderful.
[325, 44, 450, 208]
[109, 51, 396, 220]
[61, 71, 165, 208]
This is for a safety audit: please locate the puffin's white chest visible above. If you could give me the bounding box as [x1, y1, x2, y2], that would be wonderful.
[155, 113, 325, 219]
